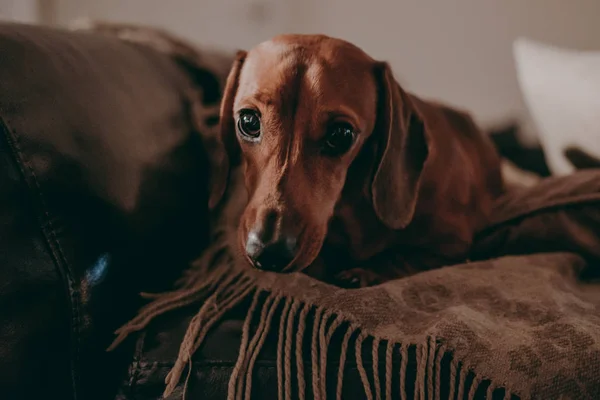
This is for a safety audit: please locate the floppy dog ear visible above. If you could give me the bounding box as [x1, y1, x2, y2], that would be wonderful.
[208, 50, 247, 210]
[370, 62, 430, 229]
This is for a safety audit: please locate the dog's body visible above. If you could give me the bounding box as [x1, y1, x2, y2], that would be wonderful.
[212, 34, 504, 287]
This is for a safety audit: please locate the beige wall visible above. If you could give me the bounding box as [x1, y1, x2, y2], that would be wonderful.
[0, 0, 38, 22]
[52, 0, 600, 141]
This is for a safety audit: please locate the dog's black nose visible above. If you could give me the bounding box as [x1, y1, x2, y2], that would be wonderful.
[245, 230, 297, 272]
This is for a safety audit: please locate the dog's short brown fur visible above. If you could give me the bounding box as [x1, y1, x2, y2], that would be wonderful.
[212, 34, 504, 287]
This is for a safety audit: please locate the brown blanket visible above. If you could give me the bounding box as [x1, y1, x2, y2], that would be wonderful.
[74, 22, 600, 400]
[108, 165, 600, 400]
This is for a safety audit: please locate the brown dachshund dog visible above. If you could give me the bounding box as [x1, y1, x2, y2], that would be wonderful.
[210, 34, 504, 287]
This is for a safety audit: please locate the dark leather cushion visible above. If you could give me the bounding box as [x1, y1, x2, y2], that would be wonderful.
[0, 121, 74, 399]
[0, 22, 222, 400]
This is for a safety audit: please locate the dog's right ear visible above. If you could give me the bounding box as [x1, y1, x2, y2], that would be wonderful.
[208, 50, 247, 210]
[370, 62, 430, 229]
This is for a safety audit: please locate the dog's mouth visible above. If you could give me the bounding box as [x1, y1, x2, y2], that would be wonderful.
[244, 246, 311, 274]
[246, 244, 297, 273]
[243, 255, 306, 274]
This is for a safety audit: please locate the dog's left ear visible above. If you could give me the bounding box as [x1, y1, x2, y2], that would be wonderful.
[370, 62, 430, 229]
[208, 50, 247, 210]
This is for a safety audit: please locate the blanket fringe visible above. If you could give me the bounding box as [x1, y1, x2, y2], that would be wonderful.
[434, 343, 445, 400]
[467, 375, 481, 400]
[336, 323, 354, 400]
[107, 256, 517, 400]
[165, 272, 255, 397]
[415, 342, 426, 400]
[372, 337, 382, 400]
[356, 332, 374, 400]
[456, 362, 468, 400]
[385, 341, 394, 400]
[296, 304, 310, 400]
[243, 292, 281, 400]
[317, 311, 329, 399]
[449, 358, 458, 400]
[400, 342, 409, 399]
[310, 307, 324, 399]
[284, 301, 301, 400]
[322, 315, 344, 399]
[486, 382, 495, 400]
[426, 336, 436, 400]
[277, 299, 293, 400]
[227, 289, 261, 400]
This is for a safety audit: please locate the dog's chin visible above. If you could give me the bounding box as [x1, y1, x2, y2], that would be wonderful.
[286, 235, 326, 276]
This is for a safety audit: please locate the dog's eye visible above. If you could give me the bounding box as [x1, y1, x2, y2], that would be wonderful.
[323, 123, 356, 156]
[237, 110, 261, 139]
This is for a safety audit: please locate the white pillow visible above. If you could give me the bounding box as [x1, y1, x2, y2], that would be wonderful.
[513, 38, 600, 175]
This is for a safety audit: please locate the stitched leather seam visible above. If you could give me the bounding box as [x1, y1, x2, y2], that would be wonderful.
[0, 117, 81, 400]
[125, 331, 148, 395]
[126, 360, 142, 398]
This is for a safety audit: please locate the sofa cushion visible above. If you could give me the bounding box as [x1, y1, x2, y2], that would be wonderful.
[514, 38, 600, 175]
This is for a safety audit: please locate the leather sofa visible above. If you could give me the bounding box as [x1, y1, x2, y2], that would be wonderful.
[0, 22, 218, 400]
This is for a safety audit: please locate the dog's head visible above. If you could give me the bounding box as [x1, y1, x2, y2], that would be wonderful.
[212, 34, 429, 273]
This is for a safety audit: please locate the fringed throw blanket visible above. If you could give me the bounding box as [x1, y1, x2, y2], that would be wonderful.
[107, 167, 600, 400]
[71, 22, 600, 400]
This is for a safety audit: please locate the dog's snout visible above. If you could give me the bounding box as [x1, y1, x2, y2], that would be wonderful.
[245, 229, 297, 272]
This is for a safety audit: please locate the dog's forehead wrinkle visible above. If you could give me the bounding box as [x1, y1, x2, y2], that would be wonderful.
[243, 42, 375, 112]
[251, 35, 373, 72]
[237, 51, 309, 108]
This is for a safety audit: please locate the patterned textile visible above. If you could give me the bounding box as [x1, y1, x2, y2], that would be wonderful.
[111, 166, 600, 400]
